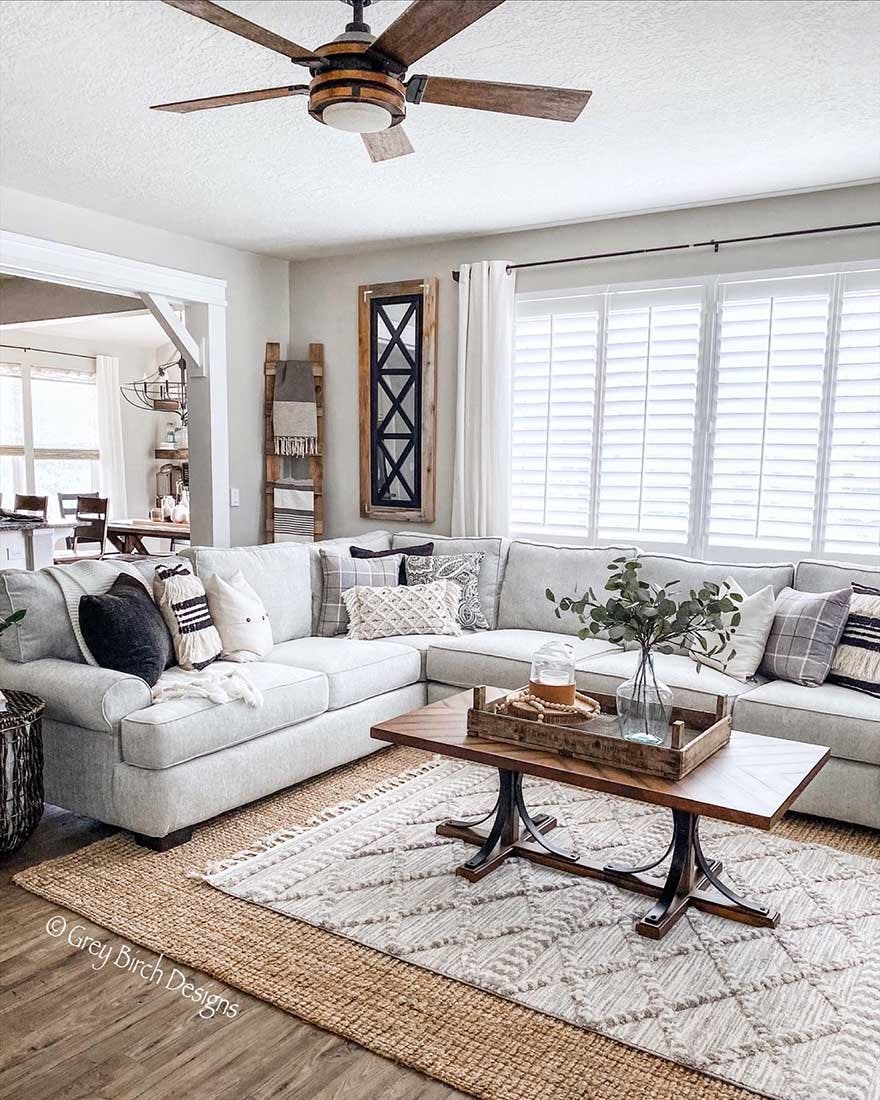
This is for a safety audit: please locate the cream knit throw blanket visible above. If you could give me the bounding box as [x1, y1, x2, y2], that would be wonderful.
[47, 562, 262, 708]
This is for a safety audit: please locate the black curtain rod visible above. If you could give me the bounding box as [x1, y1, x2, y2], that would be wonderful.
[0, 342, 95, 361]
[450, 220, 880, 281]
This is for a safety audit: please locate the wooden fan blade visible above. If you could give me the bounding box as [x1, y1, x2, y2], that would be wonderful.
[368, 0, 504, 70]
[151, 85, 308, 113]
[362, 127, 415, 163]
[162, 1, 317, 64]
[417, 76, 591, 122]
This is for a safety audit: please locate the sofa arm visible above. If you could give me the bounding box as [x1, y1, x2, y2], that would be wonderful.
[0, 657, 152, 733]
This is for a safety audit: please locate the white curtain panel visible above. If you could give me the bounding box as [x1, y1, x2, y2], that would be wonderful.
[452, 260, 516, 537]
[96, 355, 128, 519]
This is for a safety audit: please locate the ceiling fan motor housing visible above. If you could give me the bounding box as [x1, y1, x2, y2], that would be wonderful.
[307, 38, 406, 129]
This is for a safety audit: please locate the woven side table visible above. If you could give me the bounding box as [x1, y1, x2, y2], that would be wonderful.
[1, 690, 45, 855]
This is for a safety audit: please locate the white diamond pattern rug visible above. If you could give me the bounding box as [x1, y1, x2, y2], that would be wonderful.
[199, 759, 880, 1100]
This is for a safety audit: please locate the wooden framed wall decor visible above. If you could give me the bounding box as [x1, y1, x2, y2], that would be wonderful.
[358, 277, 437, 523]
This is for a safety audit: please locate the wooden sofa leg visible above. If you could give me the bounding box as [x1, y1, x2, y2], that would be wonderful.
[131, 826, 194, 851]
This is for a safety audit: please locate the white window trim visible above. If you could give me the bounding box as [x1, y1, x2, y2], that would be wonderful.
[514, 259, 880, 564]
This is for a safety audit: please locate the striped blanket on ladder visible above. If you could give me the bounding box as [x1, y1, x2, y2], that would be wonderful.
[273, 478, 314, 543]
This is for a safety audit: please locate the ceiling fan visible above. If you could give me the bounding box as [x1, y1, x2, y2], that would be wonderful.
[151, 0, 592, 162]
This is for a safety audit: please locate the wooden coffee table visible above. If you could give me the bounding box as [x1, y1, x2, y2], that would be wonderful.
[371, 688, 830, 940]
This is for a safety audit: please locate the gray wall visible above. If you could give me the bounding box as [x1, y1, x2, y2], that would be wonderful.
[289, 183, 880, 538]
[0, 185, 290, 546]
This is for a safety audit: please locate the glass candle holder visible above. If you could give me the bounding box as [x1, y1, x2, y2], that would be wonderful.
[529, 640, 576, 705]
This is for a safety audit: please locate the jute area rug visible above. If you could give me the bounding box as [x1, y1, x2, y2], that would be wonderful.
[15, 746, 880, 1100]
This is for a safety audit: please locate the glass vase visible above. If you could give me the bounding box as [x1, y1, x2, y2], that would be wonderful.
[616, 650, 673, 745]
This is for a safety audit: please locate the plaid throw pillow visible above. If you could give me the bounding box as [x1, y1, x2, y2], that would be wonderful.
[317, 551, 403, 637]
[828, 583, 880, 698]
[759, 586, 852, 687]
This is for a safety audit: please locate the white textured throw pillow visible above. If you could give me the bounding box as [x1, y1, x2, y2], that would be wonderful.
[343, 581, 462, 641]
[690, 578, 776, 682]
[205, 571, 273, 662]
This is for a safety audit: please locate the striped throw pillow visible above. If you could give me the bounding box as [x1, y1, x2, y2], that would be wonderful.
[829, 583, 880, 698]
[153, 563, 222, 671]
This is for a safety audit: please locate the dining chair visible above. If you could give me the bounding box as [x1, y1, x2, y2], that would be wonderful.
[58, 491, 99, 549]
[54, 496, 110, 562]
[13, 494, 48, 521]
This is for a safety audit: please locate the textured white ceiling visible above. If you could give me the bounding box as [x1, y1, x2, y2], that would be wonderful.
[1, 0, 878, 259]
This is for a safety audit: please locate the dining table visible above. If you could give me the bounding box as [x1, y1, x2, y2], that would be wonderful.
[105, 518, 190, 555]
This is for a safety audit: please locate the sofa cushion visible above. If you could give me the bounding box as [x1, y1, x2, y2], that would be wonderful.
[731, 680, 880, 766]
[795, 558, 880, 593]
[392, 533, 508, 629]
[182, 543, 312, 644]
[310, 530, 391, 632]
[576, 649, 755, 712]
[268, 636, 421, 709]
[120, 661, 328, 770]
[0, 655, 152, 732]
[427, 629, 620, 690]
[498, 541, 637, 635]
[382, 632, 476, 678]
[636, 553, 794, 597]
[0, 556, 188, 663]
[0, 568, 82, 663]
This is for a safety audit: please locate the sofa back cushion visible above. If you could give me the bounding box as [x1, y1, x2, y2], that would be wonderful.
[0, 568, 82, 663]
[637, 553, 794, 597]
[182, 543, 311, 644]
[498, 541, 637, 635]
[0, 555, 188, 664]
[309, 530, 391, 633]
[392, 533, 509, 629]
[795, 558, 880, 593]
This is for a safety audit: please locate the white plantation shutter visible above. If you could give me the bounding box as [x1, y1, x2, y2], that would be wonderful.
[707, 275, 832, 551]
[823, 271, 880, 557]
[597, 287, 703, 543]
[512, 296, 600, 534]
[511, 263, 879, 564]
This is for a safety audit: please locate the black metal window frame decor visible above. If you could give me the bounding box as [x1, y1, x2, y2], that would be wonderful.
[370, 292, 423, 511]
[358, 277, 438, 523]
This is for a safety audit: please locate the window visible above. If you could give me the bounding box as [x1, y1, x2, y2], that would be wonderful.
[824, 272, 880, 556]
[512, 263, 880, 562]
[511, 294, 600, 533]
[707, 274, 832, 551]
[598, 287, 703, 543]
[0, 354, 100, 518]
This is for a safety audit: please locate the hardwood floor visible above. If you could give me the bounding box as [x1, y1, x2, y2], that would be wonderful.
[0, 807, 470, 1100]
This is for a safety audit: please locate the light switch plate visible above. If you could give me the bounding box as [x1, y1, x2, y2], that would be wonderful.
[230, 487, 240, 507]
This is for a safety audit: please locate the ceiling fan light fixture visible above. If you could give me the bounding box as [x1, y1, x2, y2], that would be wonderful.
[321, 100, 393, 133]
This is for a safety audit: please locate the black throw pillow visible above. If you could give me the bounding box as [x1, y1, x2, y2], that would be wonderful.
[350, 542, 434, 584]
[79, 573, 176, 687]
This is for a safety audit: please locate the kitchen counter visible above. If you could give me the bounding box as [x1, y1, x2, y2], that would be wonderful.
[0, 521, 74, 570]
[0, 519, 74, 531]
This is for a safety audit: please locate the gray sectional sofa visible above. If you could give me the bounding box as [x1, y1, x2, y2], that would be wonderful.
[1, 531, 877, 847]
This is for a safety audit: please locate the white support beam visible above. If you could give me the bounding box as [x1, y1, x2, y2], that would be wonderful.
[140, 292, 203, 375]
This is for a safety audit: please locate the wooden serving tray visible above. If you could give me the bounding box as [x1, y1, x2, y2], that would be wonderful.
[466, 686, 732, 781]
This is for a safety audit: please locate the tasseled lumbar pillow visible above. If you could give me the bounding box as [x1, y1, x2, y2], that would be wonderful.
[828, 583, 880, 698]
[153, 563, 222, 671]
